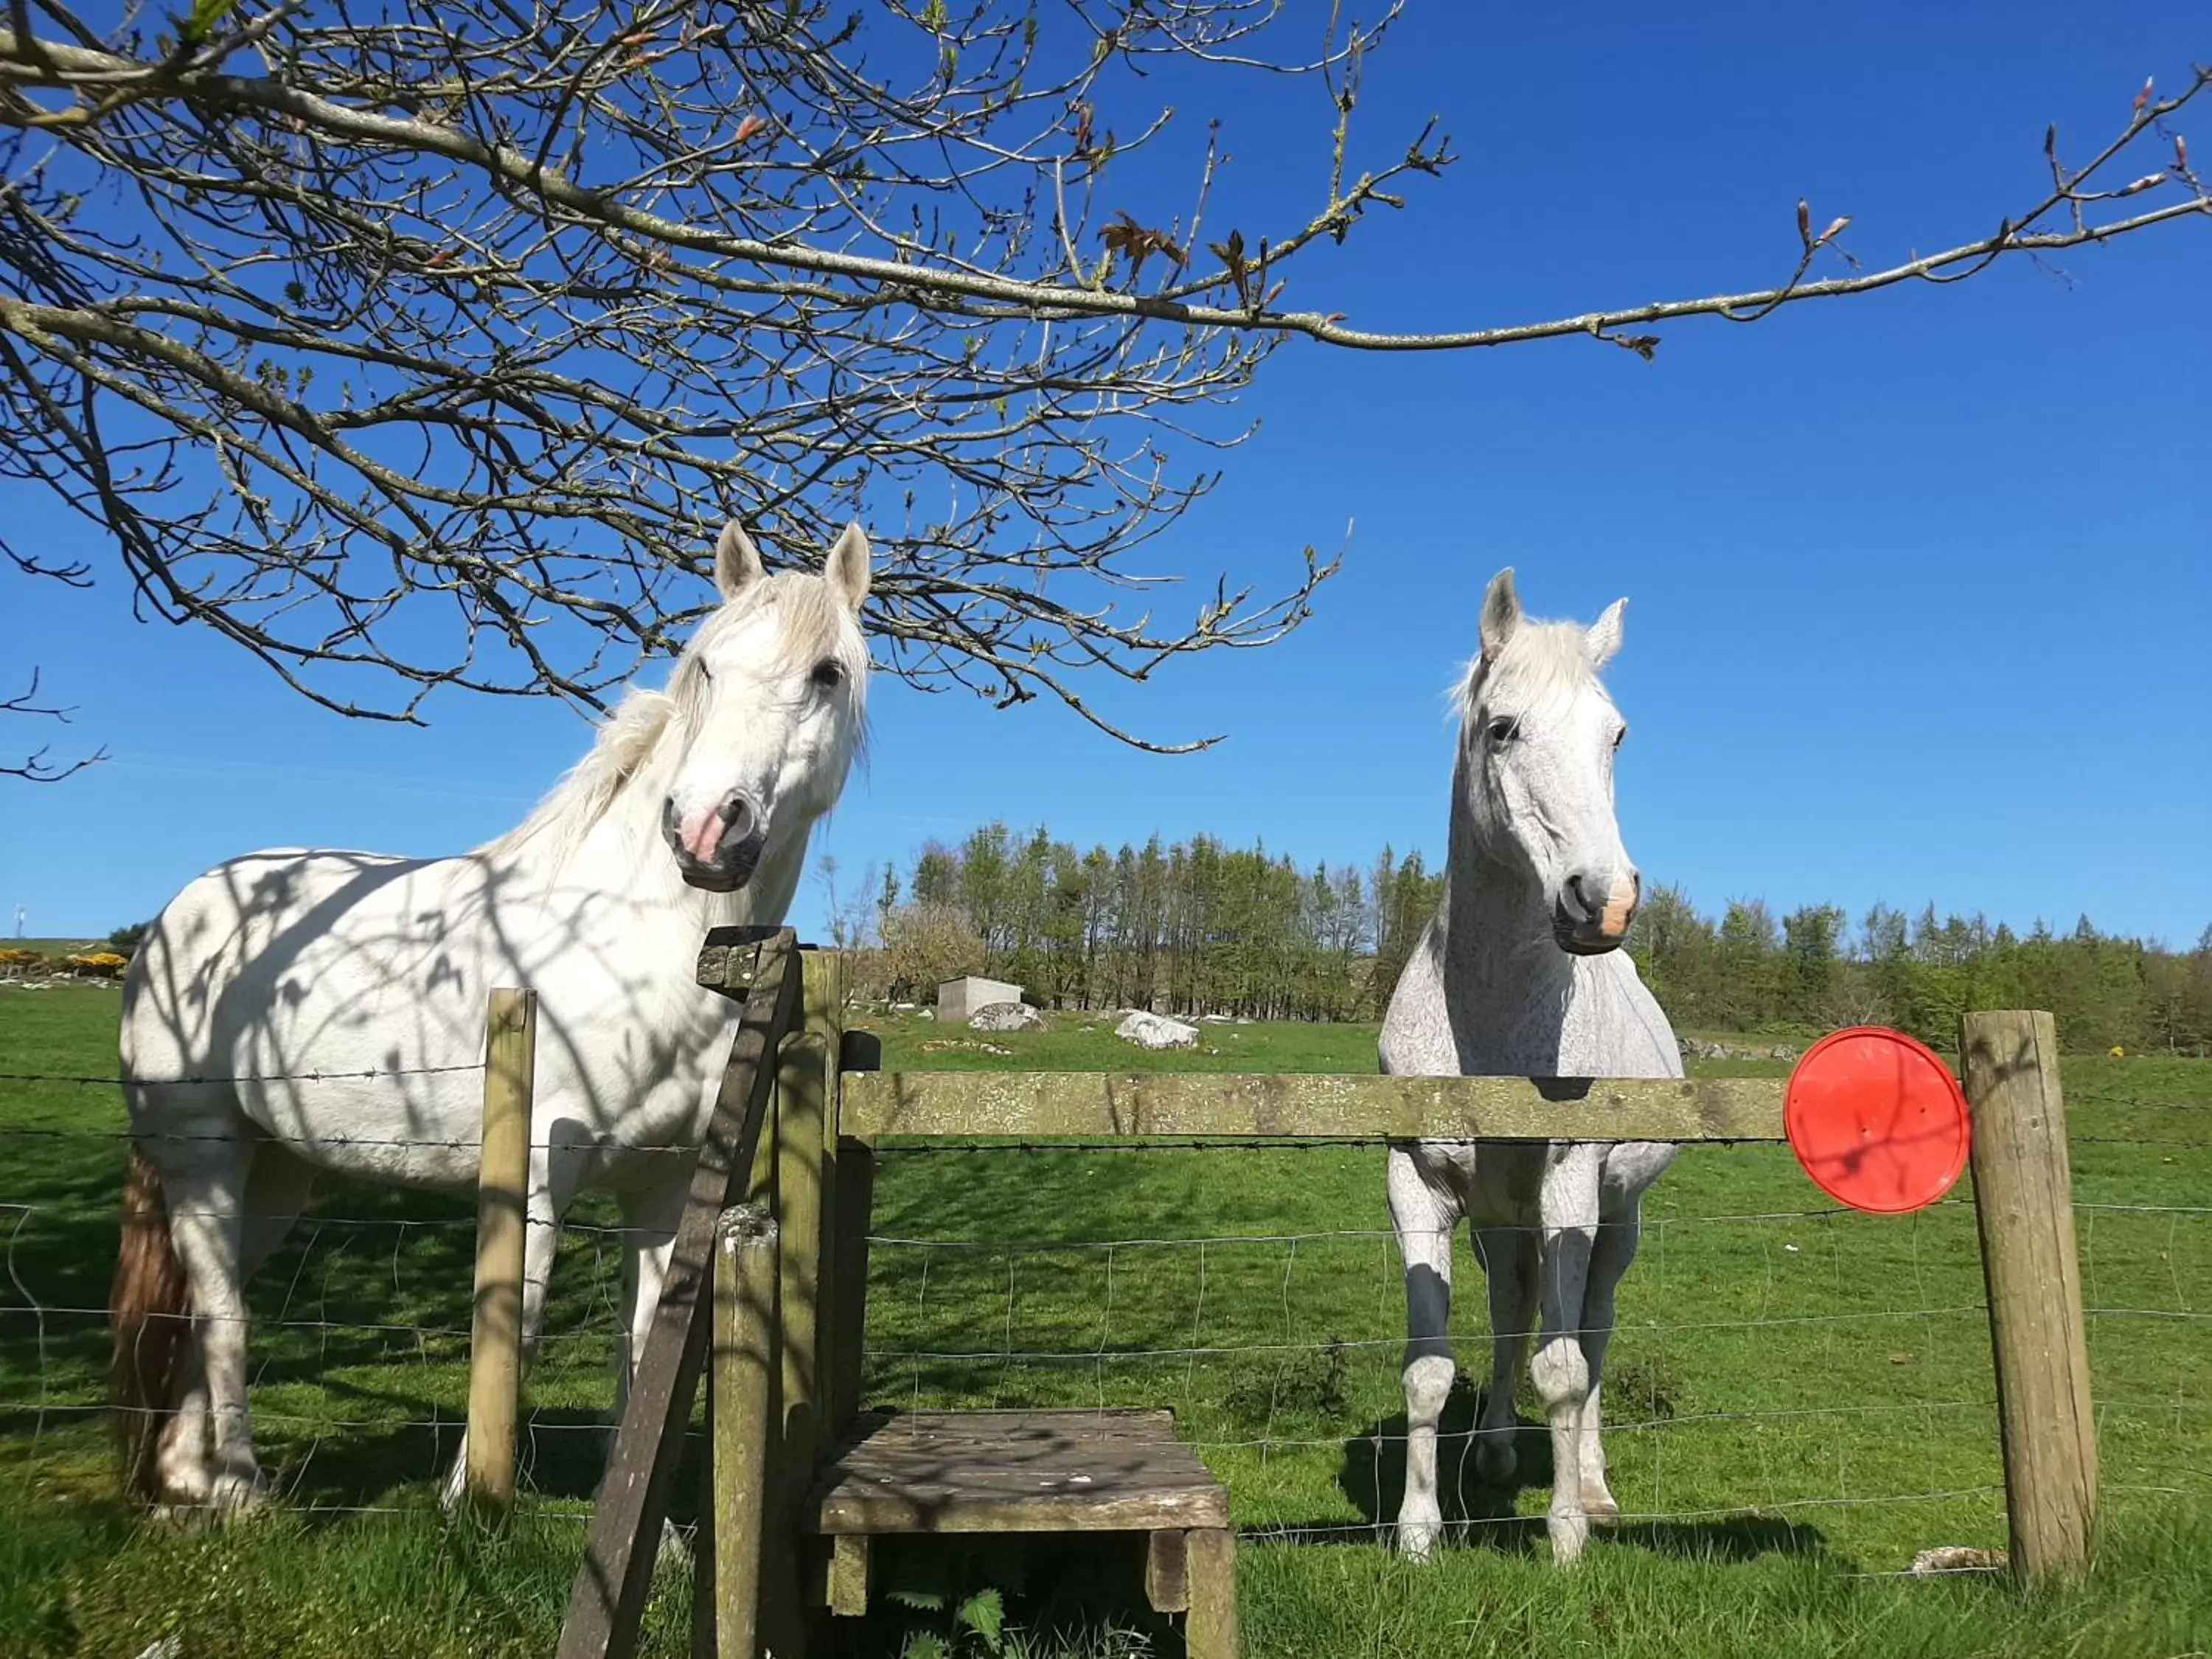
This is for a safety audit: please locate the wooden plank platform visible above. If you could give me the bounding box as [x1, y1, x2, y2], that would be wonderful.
[804, 1409, 1230, 1535]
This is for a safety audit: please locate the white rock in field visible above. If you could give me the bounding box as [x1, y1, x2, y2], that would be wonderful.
[1116, 1010, 1197, 1050]
[970, 1001, 1043, 1032]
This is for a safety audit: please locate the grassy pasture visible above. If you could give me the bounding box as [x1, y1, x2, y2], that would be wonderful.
[1, 987, 2207, 1657]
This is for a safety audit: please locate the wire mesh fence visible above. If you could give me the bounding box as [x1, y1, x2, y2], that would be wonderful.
[846, 1080, 2211, 1569]
[0, 1043, 2204, 1582]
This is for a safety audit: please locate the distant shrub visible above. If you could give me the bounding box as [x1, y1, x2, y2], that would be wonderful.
[107, 919, 153, 955]
[63, 951, 129, 978]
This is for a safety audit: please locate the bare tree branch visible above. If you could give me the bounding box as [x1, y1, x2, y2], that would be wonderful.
[3, 666, 105, 780]
[0, 4, 2202, 749]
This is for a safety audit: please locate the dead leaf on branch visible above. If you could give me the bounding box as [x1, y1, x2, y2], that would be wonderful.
[1207, 228, 1254, 306]
[1101, 211, 1186, 282]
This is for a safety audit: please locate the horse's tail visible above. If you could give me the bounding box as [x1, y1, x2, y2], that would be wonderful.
[111, 1144, 190, 1502]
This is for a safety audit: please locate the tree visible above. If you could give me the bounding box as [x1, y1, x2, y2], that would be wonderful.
[1781, 902, 1846, 1023]
[4, 5, 2205, 755]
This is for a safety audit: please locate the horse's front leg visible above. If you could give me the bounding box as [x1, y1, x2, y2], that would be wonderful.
[440, 1157, 561, 1512]
[1388, 1145, 1458, 1560]
[1533, 1144, 1602, 1564]
[1574, 1196, 1648, 1524]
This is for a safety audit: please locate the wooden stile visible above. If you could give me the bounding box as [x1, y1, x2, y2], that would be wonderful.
[557, 928, 800, 1659]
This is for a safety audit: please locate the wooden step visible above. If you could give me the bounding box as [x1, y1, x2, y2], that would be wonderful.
[804, 1408, 1229, 1535]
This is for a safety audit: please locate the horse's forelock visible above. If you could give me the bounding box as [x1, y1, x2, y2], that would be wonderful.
[1452, 620, 1607, 731]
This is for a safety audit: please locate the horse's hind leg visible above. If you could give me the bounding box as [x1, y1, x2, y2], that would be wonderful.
[1470, 1224, 1536, 1486]
[156, 1145, 311, 1508]
[1388, 1147, 1458, 1560]
[1574, 1199, 1648, 1523]
[156, 1137, 265, 1514]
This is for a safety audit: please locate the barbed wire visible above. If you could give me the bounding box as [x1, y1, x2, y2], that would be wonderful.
[0, 1065, 487, 1086]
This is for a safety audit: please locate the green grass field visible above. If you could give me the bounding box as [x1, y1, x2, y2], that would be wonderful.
[2, 988, 2207, 1657]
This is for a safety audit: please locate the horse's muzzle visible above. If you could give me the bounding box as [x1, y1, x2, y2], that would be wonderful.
[663, 791, 768, 892]
[1554, 867, 1639, 955]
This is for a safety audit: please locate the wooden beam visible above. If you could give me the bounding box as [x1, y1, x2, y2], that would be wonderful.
[826, 1536, 873, 1618]
[1184, 1528, 1238, 1659]
[757, 952, 838, 1659]
[465, 986, 535, 1510]
[838, 1071, 1784, 1143]
[1144, 1529, 1189, 1614]
[1962, 1010, 2098, 1580]
[707, 1206, 779, 1659]
[557, 928, 799, 1659]
[824, 1023, 877, 1434]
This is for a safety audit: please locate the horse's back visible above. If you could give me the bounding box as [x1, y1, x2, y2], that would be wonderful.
[123, 849, 417, 1060]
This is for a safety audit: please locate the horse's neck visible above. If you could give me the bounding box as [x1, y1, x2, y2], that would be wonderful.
[503, 740, 811, 952]
[1438, 761, 1582, 1068]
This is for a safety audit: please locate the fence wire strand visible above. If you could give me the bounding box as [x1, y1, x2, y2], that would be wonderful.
[0, 1055, 2205, 1577]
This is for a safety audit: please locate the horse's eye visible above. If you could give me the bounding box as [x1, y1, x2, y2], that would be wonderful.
[697, 661, 714, 684]
[810, 659, 844, 690]
[1486, 717, 1518, 746]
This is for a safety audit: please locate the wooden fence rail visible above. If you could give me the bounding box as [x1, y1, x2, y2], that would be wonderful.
[838, 1068, 1785, 1141]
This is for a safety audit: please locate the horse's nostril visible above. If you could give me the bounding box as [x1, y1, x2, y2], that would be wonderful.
[720, 790, 759, 843]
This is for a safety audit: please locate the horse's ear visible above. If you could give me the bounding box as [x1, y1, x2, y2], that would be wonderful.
[714, 520, 765, 600]
[1585, 598, 1627, 669]
[826, 521, 872, 613]
[1478, 568, 1520, 661]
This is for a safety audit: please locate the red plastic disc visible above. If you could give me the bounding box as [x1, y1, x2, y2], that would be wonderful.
[1784, 1026, 1971, 1214]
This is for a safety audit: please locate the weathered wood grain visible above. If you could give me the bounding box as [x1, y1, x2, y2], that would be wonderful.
[805, 1410, 1229, 1535]
[839, 1070, 1784, 1143]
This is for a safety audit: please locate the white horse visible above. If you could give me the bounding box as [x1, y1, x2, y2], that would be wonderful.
[111, 519, 872, 1514]
[1380, 568, 1681, 1564]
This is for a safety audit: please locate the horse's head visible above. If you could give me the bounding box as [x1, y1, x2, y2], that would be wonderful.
[661, 520, 872, 892]
[1456, 568, 1641, 956]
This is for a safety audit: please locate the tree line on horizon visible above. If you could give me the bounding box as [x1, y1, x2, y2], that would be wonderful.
[824, 824, 2212, 1054]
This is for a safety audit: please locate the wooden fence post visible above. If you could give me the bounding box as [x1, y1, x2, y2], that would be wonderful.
[702, 1205, 779, 1659]
[467, 986, 536, 1509]
[826, 1028, 880, 1434]
[1961, 1009, 2098, 1579]
[754, 949, 840, 1657]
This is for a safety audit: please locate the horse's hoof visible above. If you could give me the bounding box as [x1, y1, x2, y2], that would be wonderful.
[1474, 1434, 1518, 1486]
[1397, 1517, 1444, 1561]
[208, 1472, 274, 1519]
[1583, 1492, 1621, 1526]
[1546, 1509, 1590, 1565]
[655, 1518, 692, 1569]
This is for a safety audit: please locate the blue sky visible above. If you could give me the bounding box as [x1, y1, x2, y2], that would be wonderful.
[4, 0, 2208, 950]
